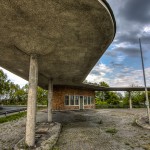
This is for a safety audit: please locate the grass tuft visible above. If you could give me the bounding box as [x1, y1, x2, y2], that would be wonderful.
[131, 120, 137, 127]
[0, 112, 26, 124]
[106, 128, 118, 134]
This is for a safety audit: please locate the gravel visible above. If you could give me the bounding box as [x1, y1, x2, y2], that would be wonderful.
[0, 111, 48, 150]
[0, 109, 150, 150]
[53, 109, 150, 150]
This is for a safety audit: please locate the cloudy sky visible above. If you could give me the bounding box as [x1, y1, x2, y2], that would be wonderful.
[87, 0, 150, 87]
[1, 0, 150, 87]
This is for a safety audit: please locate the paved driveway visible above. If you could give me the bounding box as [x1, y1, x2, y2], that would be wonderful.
[52, 109, 150, 150]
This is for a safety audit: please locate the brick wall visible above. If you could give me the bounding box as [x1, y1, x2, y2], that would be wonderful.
[52, 85, 95, 110]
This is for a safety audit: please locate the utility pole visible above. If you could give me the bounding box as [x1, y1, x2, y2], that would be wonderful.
[139, 38, 150, 124]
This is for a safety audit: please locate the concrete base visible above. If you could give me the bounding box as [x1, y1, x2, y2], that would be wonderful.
[14, 122, 61, 150]
[136, 117, 150, 130]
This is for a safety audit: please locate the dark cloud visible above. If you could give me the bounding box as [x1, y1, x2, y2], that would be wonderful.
[105, 51, 117, 57]
[105, 47, 140, 58]
[114, 47, 140, 57]
[110, 62, 124, 68]
[107, 0, 150, 46]
[115, 31, 139, 44]
[120, 0, 150, 24]
[114, 30, 150, 45]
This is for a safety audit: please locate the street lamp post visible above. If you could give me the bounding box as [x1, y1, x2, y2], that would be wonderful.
[139, 38, 150, 124]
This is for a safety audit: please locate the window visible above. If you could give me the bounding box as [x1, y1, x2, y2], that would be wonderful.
[91, 96, 94, 104]
[75, 96, 79, 105]
[88, 96, 91, 105]
[84, 96, 87, 105]
[70, 96, 74, 105]
[65, 96, 69, 105]
[64, 95, 94, 106]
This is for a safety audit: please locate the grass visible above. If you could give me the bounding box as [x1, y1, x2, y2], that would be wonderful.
[52, 147, 60, 150]
[106, 128, 118, 134]
[0, 112, 26, 124]
[98, 119, 103, 124]
[125, 142, 130, 146]
[131, 120, 137, 127]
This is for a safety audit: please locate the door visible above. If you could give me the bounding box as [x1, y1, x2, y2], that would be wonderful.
[80, 96, 84, 110]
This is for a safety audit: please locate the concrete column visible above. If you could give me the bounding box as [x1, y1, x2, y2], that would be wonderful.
[25, 54, 38, 147]
[48, 79, 53, 123]
[129, 91, 132, 109]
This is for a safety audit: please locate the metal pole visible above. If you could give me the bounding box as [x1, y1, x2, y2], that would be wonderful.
[139, 38, 150, 124]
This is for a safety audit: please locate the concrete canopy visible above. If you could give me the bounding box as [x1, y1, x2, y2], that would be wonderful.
[0, 0, 115, 89]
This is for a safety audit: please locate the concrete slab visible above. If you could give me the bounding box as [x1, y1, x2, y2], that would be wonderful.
[0, 0, 115, 89]
[136, 116, 150, 130]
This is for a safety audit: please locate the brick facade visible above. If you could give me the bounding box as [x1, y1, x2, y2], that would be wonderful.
[52, 85, 95, 110]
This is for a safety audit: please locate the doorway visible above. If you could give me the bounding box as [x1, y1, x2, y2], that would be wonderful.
[79, 96, 84, 110]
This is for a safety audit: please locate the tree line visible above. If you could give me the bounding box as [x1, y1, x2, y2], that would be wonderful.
[95, 81, 149, 108]
[0, 69, 47, 105]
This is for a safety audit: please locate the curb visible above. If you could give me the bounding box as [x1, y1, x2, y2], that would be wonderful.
[136, 117, 150, 130]
[14, 122, 61, 150]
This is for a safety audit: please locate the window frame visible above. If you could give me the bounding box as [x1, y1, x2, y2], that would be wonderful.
[64, 95, 94, 106]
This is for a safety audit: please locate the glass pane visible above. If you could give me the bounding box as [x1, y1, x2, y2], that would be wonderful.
[84, 96, 87, 105]
[65, 96, 69, 105]
[91, 97, 94, 104]
[88, 96, 91, 104]
[75, 96, 79, 105]
[70, 95, 74, 105]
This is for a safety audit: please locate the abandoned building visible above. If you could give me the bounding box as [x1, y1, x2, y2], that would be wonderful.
[0, 0, 116, 147]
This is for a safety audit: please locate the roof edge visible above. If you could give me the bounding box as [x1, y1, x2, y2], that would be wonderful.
[101, 0, 116, 38]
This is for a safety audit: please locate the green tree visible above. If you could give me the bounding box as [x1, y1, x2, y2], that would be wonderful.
[0, 69, 48, 105]
[37, 87, 48, 105]
[123, 91, 146, 107]
[106, 92, 120, 105]
[95, 81, 120, 106]
[99, 81, 109, 87]
[0, 69, 10, 101]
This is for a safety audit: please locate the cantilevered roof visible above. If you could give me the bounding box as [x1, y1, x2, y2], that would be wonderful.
[0, 0, 116, 89]
[81, 85, 150, 91]
[96, 87, 150, 91]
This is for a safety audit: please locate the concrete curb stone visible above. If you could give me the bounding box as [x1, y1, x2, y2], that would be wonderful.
[14, 122, 61, 150]
[136, 117, 150, 130]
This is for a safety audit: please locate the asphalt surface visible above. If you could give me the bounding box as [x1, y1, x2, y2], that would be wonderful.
[0, 106, 26, 113]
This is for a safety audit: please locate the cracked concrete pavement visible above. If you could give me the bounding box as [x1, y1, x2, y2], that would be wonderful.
[53, 109, 150, 150]
[0, 109, 150, 150]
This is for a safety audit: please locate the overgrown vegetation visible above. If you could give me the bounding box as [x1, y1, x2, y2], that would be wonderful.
[95, 81, 149, 108]
[0, 112, 26, 123]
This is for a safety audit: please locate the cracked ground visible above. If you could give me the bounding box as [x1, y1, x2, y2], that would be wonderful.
[53, 109, 150, 150]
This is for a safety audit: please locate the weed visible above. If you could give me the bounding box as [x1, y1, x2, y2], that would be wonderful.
[106, 128, 118, 134]
[131, 120, 137, 126]
[125, 142, 130, 145]
[98, 119, 103, 124]
[52, 146, 60, 150]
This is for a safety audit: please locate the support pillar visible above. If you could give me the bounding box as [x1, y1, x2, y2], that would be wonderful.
[25, 54, 38, 147]
[129, 91, 132, 109]
[48, 79, 53, 123]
